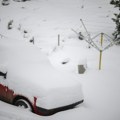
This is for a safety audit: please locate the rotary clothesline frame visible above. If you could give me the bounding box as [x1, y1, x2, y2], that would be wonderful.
[80, 19, 120, 70]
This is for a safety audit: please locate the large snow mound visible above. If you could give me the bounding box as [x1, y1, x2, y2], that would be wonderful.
[0, 38, 83, 108]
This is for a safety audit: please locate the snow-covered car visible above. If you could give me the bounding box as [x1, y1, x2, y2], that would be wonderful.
[0, 38, 84, 116]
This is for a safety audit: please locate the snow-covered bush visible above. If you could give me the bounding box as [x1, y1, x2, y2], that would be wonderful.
[110, 0, 120, 44]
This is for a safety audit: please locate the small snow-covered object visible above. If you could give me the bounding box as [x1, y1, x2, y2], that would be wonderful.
[8, 20, 13, 30]
[78, 32, 84, 40]
[61, 58, 70, 64]
[71, 28, 84, 40]
[1, 0, 10, 6]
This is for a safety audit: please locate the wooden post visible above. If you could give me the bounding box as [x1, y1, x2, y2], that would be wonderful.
[99, 33, 104, 70]
[58, 34, 60, 46]
[99, 50, 102, 70]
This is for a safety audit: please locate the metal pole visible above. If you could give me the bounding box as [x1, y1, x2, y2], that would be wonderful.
[80, 19, 100, 50]
[80, 19, 89, 34]
[99, 33, 104, 70]
[99, 50, 102, 70]
[80, 19, 91, 48]
[58, 34, 60, 46]
[100, 33, 104, 46]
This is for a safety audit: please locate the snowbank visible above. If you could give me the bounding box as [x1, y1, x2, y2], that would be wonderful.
[0, 38, 83, 109]
[0, 0, 120, 119]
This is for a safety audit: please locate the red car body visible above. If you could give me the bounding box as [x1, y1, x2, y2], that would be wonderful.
[0, 78, 83, 115]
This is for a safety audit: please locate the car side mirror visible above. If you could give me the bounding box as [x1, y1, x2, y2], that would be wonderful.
[0, 71, 7, 79]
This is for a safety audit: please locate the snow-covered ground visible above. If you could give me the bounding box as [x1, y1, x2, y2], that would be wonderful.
[0, 0, 120, 120]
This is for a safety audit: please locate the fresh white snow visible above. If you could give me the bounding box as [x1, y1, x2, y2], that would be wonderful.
[0, 0, 120, 120]
[0, 38, 83, 109]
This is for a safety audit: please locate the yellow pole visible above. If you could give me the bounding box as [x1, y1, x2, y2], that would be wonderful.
[99, 50, 102, 70]
[99, 33, 104, 70]
[101, 33, 104, 46]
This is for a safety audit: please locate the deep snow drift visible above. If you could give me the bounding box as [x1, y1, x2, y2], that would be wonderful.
[0, 0, 120, 120]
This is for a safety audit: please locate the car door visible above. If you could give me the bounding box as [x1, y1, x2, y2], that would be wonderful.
[0, 75, 14, 103]
[0, 76, 7, 101]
